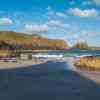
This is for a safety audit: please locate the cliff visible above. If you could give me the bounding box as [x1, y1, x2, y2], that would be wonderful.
[73, 42, 89, 50]
[32, 35, 68, 50]
[0, 31, 68, 50]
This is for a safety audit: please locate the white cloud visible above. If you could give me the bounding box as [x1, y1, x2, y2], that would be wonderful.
[93, 0, 100, 5]
[25, 24, 49, 33]
[70, 8, 98, 17]
[0, 17, 13, 24]
[56, 12, 66, 18]
[48, 20, 63, 27]
[25, 20, 70, 33]
[47, 20, 69, 28]
[47, 6, 66, 18]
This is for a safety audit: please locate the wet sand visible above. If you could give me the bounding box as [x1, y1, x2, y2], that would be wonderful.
[0, 59, 45, 69]
[0, 61, 100, 100]
[68, 60, 100, 84]
[75, 69, 100, 84]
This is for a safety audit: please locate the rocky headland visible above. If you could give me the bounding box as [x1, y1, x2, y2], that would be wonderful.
[75, 56, 100, 71]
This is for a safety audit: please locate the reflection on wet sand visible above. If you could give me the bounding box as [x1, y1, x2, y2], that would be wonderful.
[0, 61, 100, 100]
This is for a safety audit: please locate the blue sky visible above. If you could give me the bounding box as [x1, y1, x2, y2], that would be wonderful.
[0, 0, 100, 46]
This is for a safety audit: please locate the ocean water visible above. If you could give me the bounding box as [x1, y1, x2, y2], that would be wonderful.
[34, 50, 100, 58]
[0, 61, 100, 100]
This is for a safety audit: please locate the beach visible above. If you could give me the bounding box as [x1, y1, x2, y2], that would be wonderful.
[0, 60, 100, 100]
[63, 57, 100, 84]
[0, 55, 100, 100]
[75, 69, 100, 84]
[0, 59, 46, 69]
[0, 56, 100, 85]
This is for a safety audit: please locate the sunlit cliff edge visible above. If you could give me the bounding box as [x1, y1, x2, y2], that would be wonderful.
[0, 31, 68, 50]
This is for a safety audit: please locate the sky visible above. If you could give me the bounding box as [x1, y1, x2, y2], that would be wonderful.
[0, 0, 100, 46]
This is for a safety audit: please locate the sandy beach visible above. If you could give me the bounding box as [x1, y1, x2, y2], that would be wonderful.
[0, 61, 100, 100]
[0, 59, 46, 69]
[73, 56, 100, 84]
[0, 57, 100, 85]
[73, 68, 100, 84]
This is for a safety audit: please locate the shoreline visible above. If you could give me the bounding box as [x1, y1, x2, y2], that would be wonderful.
[74, 68, 100, 84]
[71, 57, 100, 84]
[0, 59, 46, 69]
[0, 57, 100, 84]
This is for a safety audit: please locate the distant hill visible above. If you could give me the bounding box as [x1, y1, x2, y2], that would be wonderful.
[0, 31, 68, 50]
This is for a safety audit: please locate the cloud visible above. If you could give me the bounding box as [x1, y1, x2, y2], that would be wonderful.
[70, 8, 98, 17]
[0, 17, 13, 24]
[93, 0, 100, 5]
[25, 20, 70, 33]
[47, 20, 69, 28]
[25, 24, 49, 33]
[48, 20, 64, 27]
[47, 6, 66, 18]
[56, 12, 66, 18]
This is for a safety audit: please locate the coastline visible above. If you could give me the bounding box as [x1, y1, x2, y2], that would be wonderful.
[0, 59, 46, 69]
[0, 56, 100, 84]
[74, 68, 100, 84]
[74, 56, 100, 71]
[72, 57, 100, 84]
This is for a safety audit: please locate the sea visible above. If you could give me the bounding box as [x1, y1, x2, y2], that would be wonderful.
[32, 50, 100, 58]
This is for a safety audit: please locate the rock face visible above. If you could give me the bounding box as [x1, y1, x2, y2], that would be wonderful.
[74, 42, 88, 50]
[75, 56, 100, 71]
[0, 31, 68, 50]
[32, 35, 68, 50]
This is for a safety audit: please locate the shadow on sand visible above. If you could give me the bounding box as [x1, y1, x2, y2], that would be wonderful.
[0, 61, 100, 100]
